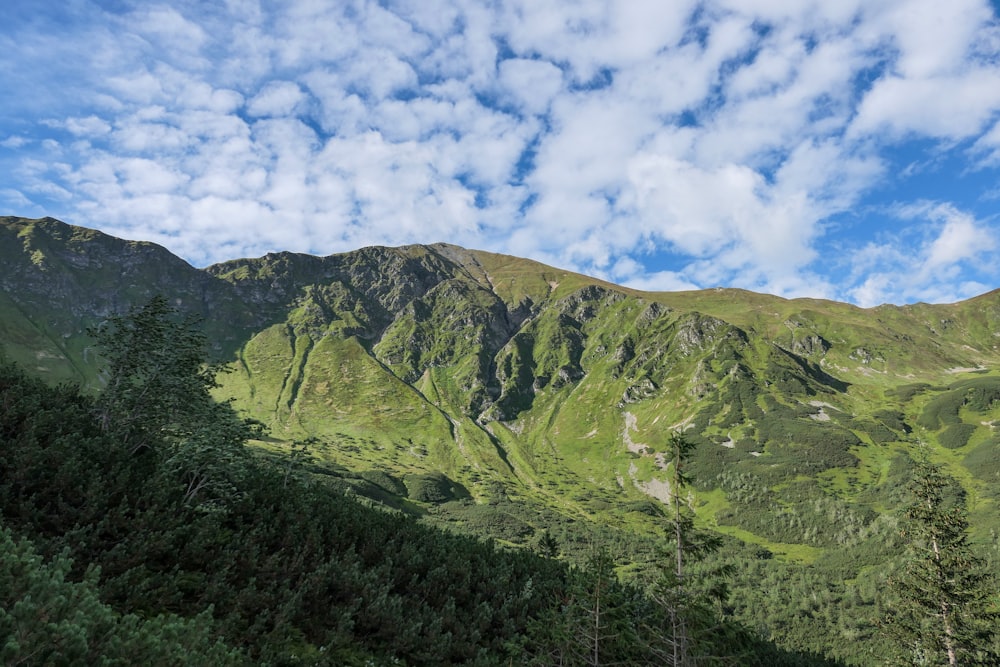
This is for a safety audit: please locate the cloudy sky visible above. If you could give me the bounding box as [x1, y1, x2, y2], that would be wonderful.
[2, 1, 1000, 306]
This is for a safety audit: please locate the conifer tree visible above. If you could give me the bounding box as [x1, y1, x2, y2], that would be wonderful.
[883, 458, 998, 665]
[570, 545, 642, 666]
[0, 522, 243, 664]
[91, 295, 222, 451]
[91, 295, 260, 506]
[535, 529, 561, 559]
[646, 431, 733, 666]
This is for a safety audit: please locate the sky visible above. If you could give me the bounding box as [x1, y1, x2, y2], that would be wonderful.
[2, 1, 1000, 306]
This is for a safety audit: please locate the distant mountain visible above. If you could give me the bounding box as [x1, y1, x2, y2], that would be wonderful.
[3, 215, 1000, 556]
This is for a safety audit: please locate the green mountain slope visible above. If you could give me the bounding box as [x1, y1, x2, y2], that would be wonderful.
[0, 216, 258, 386]
[3, 216, 999, 543]
[4, 216, 1000, 661]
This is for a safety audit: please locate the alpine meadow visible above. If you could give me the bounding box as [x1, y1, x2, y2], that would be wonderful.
[1, 215, 998, 665]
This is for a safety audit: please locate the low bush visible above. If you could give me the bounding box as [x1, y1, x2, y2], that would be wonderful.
[938, 423, 977, 449]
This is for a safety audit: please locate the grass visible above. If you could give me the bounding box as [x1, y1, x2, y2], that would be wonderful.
[712, 524, 824, 564]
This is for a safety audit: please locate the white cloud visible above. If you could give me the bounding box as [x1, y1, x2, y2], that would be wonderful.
[623, 270, 702, 293]
[910, 202, 996, 272]
[0, 136, 29, 149]
[0, 188, 35, 209]
[970, 119, 1000, 166]
[845, 202, 999, 306]
[63, 116, 112, 137]
[105, 69, 166, 106]
[623, 153, 822, 286]
[3, 0, 1000, 304]
[129, 6, 208, 57]
[247, 81, 308, 117]
[868, 0, 992, 78]
[497, 58, 564, 116]
[499, 0, 698, 82]
[116, 157, 190, 196]
[851, 70, 1000, 140]
[112, 118, 190, 153]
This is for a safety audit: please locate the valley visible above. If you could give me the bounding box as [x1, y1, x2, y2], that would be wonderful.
[2, 215, 999, 663]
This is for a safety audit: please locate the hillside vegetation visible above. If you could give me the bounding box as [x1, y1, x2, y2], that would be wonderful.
[0, 298, 840, 665]
[2, 215, 1000, 663]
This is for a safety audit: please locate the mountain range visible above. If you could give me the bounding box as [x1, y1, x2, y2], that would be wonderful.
[4, 214, 1000, 660]
[3, 215, 999, 544]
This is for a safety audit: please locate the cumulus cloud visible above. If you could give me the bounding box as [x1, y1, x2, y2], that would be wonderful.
[497, 58, 564, 116]
[622, 270, 702, 293]
[0, 136, 30, 149]
[908, 202, 997, 272]
[851, 70, 1000, 140]
[2, 0, 999, 303]
[845, 202, 999, 306]
[61, 116, 113, 137]
[247, 81, 308, 118]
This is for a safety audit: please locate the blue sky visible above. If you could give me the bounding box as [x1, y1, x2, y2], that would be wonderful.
[2, 0, 1000, 306]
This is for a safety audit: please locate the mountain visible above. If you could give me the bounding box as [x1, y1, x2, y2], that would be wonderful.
[3, 215, 1000, 660]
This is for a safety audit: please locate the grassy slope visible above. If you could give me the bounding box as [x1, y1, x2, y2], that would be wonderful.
[5, 216, 1000, 663]
[4, 217, 1000, 661]
[206, 240, 1000, 558]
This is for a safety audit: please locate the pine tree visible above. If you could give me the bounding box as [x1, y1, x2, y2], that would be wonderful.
[646, 431, 734, 666]
[571, 546, 635, 666]
[527, 542, 643, 666]
[535, 529, 561, 559]
[883, 458, 998, 665]
[0, 521, 243, 665]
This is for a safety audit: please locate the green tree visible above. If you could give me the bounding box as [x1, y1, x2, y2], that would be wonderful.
[91, 295, 260, 506]
[646, 431, 734, 666]
[282, 436, 319, 488]
[531, 543, 641, 666]
[535, 529, 561, 559]
[0, 521, 244, 665]
[92, 295, 220, 451]
[882, 458, 998, 665]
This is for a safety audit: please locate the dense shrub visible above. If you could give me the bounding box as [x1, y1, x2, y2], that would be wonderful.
[938, 423, 978, 449]
[964, 378, 1000, 411]
[756, 417, 860, 471]
[848, 418, 898, 444]
[0, 523, 243, 665]
[357, 468, 407, 495]
[918, 378, 1000, 431]
[872, 409, 911, 434]
[963, 438, 1000, 484]
[404, 471, 465, 503]
[888, 383, 933, 402]
[918, 391, 966, 429]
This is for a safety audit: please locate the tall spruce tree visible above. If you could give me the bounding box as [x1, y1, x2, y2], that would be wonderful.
[883, 458, 998, 665]
[645, 431, 733, 666]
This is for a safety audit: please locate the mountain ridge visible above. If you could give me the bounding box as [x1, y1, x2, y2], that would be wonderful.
[2, 215, 999, 539]
[4, 214, 1000, 662]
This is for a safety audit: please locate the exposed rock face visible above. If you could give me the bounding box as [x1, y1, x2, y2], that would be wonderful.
[791, 334, 831, 357]
[620, 377, 658, 406]
[673, 314, 727, 355]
